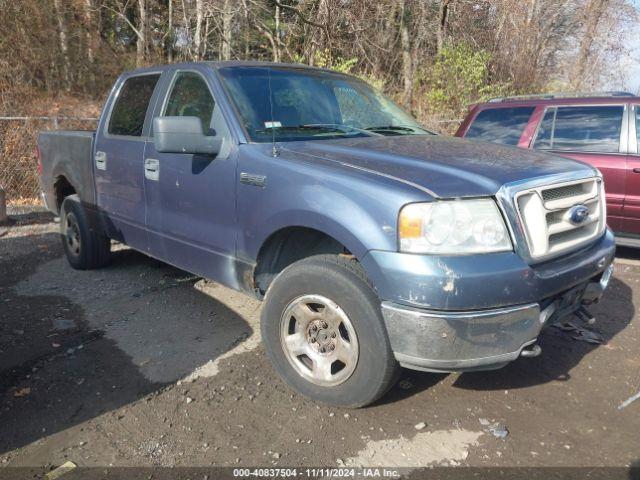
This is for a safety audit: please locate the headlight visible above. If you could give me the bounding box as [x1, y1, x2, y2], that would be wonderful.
[398, 199, 512, 254]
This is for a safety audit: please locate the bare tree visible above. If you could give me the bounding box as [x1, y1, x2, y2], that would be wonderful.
[437, 0, 452, 54]
[571, 0, 608, 89]
[52, 0, 71, 90]
[167, 0, 174, 62]
[194, 0, 204, 59]
[0, 0, 636, 126]
[221, 0, 235, 61]
[399, 0, 413, 107]
[137, 0, 148, 67]
[83, 0, 96, 64]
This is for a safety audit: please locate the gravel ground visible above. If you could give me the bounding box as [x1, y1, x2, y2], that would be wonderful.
[1, 210, 640, 473]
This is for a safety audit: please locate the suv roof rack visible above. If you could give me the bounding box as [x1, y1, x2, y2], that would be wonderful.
[487, 91, 636, 103]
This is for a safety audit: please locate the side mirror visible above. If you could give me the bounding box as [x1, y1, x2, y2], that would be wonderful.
[153, 116, 221, 155]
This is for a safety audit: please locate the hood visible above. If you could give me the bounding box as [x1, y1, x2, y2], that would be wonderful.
[281, 135, 596, 198]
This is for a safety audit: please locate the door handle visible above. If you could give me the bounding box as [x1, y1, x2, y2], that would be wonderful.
[633, 168, 640, 174]
[144, 158, 160, 181]
[95, 150, 107, 170]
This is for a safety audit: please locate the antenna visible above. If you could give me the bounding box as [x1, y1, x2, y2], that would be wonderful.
[267, 67, 279, 157]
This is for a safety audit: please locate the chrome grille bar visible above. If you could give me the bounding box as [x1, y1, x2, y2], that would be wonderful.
[515, 177, 606, 260]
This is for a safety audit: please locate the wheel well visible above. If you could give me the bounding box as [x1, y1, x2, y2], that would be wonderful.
[254, 227, 352, 296]
[54, 176, 76, 211]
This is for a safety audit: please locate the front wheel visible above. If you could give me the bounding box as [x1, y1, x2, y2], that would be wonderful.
[60, 195, 111, 270]
[261, 255, 399, 407]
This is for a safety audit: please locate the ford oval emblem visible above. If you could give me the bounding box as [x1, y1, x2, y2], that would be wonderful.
[568, 204, 590, 225]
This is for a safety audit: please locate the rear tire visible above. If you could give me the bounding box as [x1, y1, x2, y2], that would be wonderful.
[60, 195, 110, 270]
[261, 254, 399, 407]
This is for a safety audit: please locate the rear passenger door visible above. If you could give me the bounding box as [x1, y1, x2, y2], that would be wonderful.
[531, 105, 627, 232]
[623, 103, 640, 235]
[94, 72, 163, 250]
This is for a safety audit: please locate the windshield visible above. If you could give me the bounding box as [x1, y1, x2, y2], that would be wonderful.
[218, 66, 432, 142]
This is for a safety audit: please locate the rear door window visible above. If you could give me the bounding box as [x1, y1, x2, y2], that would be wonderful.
[465, 107, 535, 145]
[108, 74, 161, 136]
[533, 105, 624, 153]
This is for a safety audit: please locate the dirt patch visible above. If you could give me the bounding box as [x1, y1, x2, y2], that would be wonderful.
[344, 429, 484, 467]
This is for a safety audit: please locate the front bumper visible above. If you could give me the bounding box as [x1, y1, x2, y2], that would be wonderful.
[381, 263, 614, 373]
[362, 229, 616, 311]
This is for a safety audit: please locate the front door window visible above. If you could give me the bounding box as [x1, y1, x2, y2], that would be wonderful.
[164, 72, 215, 134]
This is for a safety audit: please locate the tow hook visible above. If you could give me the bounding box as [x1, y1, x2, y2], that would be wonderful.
[575, 306, 596, 325]
[520, 344, 542, 358]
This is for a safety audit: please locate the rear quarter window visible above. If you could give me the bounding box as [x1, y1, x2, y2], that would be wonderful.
[108, 74, 161, 137]
[465, 107, 535, 145]
[533, 105, 624, 153]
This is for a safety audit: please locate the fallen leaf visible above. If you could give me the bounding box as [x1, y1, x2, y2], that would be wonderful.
[14, 387, 31, 397]
[45, 461, 77, 479]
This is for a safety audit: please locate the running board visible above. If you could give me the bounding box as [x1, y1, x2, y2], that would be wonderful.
[615, 235, 640, 248]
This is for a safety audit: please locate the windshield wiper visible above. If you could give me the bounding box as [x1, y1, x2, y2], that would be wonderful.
[256, 123, 382, 137]
[365, 125, 434, 134]
[301, 123, 382, 136]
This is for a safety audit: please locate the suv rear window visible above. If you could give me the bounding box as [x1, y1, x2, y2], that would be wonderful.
[108, 74, 161, 136]
[533, 105, 624, 153]
[465, 107, 534, 145]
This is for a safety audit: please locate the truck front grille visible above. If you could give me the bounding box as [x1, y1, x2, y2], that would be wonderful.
[541, 183, 585, 202]
[515, 177, 605, 260]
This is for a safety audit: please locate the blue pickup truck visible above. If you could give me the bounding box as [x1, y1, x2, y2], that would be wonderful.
[38, 61, 615, 407]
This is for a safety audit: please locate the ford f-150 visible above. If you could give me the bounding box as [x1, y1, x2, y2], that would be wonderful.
[37, 62, 615, 407]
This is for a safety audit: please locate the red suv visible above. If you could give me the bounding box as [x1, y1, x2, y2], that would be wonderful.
[456, 92, 640, 246]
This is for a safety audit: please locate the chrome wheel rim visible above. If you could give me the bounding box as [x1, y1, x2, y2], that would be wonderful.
[280, 294, 359, 387]
[64, 212, 81, 257]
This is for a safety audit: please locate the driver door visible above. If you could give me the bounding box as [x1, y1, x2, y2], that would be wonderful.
[144, 67, 237, 279]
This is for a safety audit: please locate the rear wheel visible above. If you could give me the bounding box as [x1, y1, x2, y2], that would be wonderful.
[60, 195, 110, 270]
[261, 254, 399, 407]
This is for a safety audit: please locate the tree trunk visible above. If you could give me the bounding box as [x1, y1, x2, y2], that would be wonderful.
[241, 0, 250, 58]
[83, 0, 94, 63]
[274, 4, 281, 62]
[203, 16, 210, 58]
[194, 0, 204, 59]
[221, 0, 233, 61]
[167, 0, 173, 62]
[399, 0, 413, 107]
[52, 0, 71, 90]
[136, 0, 147, 67]
[82, 0, 96, 87]
[436, 0, 452, 54]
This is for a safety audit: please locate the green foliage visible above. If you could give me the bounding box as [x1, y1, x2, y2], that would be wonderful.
[293, 49, 358, 74]
[292, 50, 387, 92]
[420, 43, 513, 117]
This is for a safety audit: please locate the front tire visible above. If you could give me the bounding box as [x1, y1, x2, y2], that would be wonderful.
[60, 195, 110, 270]
[261, 254, 399, 407]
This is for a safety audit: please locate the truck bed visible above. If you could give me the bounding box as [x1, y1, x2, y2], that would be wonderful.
[38, 130, 96, 214]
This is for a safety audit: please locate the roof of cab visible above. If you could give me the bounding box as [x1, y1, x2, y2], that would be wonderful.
[121, 60, 340, 77]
